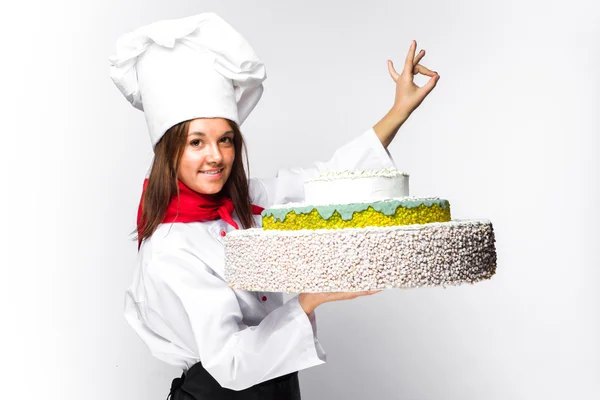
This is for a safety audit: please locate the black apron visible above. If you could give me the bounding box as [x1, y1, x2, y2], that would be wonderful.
[167, 361, 301, 400]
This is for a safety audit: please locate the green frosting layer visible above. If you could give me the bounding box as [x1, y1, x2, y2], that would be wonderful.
[262, 198, 449, 222]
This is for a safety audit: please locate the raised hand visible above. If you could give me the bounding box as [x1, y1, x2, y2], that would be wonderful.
[387, 40, 440, 119]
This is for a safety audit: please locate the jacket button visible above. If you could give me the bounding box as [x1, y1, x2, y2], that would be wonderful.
[261, 296, 267, 301]
[220, 230, 226, 237]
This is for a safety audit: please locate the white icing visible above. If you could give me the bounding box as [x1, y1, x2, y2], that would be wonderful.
[309, 168, 409, 182]
[304, 169, 410, 205]
[267, 196, 440, 210]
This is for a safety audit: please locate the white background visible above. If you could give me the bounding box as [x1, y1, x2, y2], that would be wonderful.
[1, 0, 598, 399]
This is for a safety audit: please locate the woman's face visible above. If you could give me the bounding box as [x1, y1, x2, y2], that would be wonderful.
[178, 118, 235, 195]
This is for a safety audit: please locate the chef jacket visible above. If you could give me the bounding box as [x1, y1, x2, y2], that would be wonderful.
[124, 128, 396, 391]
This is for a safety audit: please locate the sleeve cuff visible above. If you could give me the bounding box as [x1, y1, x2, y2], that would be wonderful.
[287, 296, 327, 364]
[362, 127, 397, 169]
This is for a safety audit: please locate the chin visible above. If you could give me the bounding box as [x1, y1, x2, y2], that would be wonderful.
[197, 180, 227, 195]
[195, 185, 221, 195]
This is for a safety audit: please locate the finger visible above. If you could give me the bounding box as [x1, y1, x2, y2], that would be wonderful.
[356, 290, 381, 296]
[413, 64, 437, 77]
[413, 49, 425, 67]
[387, 60, 400, 81]
[419, 73, 440, 96]
[403, 40, 417, 75]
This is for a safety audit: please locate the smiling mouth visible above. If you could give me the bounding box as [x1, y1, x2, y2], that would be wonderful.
[199, 168, 224, 175]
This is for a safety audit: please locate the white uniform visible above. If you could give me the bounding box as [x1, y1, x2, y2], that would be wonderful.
[125, 128, 396, 390]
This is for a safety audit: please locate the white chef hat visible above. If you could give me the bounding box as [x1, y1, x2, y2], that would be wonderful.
[108, 12, 266, 147]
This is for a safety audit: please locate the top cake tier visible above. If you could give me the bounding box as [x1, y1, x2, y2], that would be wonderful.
[304, 168, 409, 205]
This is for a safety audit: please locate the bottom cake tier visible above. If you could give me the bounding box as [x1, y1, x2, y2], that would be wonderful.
[224, 220, 497, 292]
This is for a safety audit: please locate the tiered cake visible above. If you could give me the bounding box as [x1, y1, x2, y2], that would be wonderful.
[224, 169, 496, 292]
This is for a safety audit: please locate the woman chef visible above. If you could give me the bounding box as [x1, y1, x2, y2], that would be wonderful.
[109, 12, 439, 400]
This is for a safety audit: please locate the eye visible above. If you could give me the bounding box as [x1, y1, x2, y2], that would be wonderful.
[220, 136, 233, 144]
[190, 139, 202, 147]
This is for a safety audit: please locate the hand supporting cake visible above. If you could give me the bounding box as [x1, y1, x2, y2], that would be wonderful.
[224, 168, 497, 292]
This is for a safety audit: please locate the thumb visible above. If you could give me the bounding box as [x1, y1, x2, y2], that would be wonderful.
[387, 60, 400, 81]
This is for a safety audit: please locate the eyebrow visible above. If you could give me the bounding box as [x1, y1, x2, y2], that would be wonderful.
[188, 130, 234, 137]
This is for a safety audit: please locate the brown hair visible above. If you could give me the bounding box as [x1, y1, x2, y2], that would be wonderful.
[134, 118, 256, 244]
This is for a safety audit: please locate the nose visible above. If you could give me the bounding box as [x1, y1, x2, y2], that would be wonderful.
[206, 142, 223, 164]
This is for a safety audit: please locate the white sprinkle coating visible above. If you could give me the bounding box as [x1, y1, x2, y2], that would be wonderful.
[224, 220, 497, 292]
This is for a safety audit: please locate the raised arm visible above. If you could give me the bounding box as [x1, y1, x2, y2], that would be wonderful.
[373, 40, 440, 148]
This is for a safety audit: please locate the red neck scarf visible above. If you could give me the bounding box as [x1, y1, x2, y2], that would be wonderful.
[136, 178, 264, 249]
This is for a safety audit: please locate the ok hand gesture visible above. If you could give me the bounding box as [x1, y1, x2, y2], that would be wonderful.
[387, 40, 440, 119]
